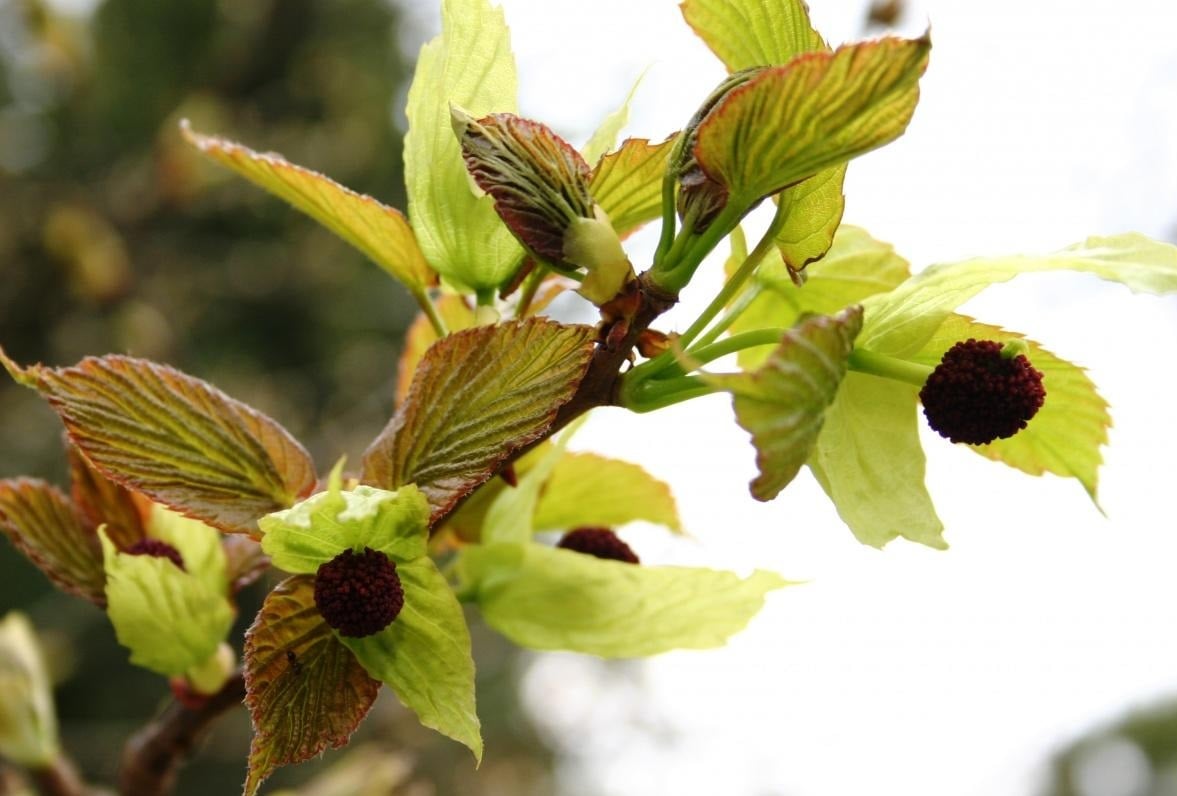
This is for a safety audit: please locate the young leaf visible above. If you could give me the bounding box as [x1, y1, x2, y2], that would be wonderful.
[147, 504, 230, 597]
[441, 442, 553, 543]
[0, 612, 60, 767]
[221, 535, 270, 595]
[341, 557, 481, 761]
[860, 233, 1177, 356]
[532, 453, 683, 534]
[774, 162, 847, 272]
[459, 543, 788, 657]
[911, 314, 1109, 500]
[681, 0, 825, 71]
[808, 373, 945, 549]
[582, 75, 644, 167]
[181, 123, 435, 292]
[454, 111, 595, 269]
[363, 319, 597, 523]
[101, 531, 235, 676]
[480, 431, 568, 546]
[67, 441, 146, 550]
[0, 479, 105, 605]
[405, 0, 522, 292]
[243, 575, 380, 796]
[588, 137, 676, 238]
[693, 36, 930, 214]
[729, 225, 911, 369]
[712, 307, 863, 501]
[14, 355, 317, 534]
[396, 294, 476, 406]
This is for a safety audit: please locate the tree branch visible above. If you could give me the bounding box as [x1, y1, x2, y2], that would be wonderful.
[117, 671, 246, 796]
[29, 756, 85, 796]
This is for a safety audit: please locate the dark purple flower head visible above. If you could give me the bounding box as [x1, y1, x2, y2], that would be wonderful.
[314, 547, 404, 638]
[125, 538, 186, 571]
[920, 338, 1046, 445]
[557, 527, 640, 564]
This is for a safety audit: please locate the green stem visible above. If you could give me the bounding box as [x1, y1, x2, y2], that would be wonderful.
[621, 374, 718, 413]
[692, 281, 763, 350]
[847, 349, 933, 386]
[514, 266, 545, 318]
[412, 287, 448, 338]
[653, 160, 679, 266]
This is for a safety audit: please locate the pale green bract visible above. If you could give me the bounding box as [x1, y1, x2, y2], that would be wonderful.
[101, 520, 235, 677]
[404, 0, 523, 293]
[0, 612, 60, 767]
[859, 233, 1177, 356]
[458, 543, 789, 657]
[256, 466, 481, 761]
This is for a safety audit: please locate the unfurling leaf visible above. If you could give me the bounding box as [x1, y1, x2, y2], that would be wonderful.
[405, 0, 522, 292]
[181, 123, 434, 292]
[714, 306, 863, 500]
[861, 233, 1177, 357]
[363, 319, 597, 523]
[912, 315, 1109, 500]
[0, 479, 105, 604]
[693, 36, 930, 216]
[588, 137, 676, 238]
[459, 543, 788, 657]
[341, 557, 482, 761]
[532, 453, 682, 534]
[12, 354, 316, 534]
[243, 576, 381, 796]
[454, 111, 594, 268]
[67, 441, 146, 550]
[809, 373, 945, 549]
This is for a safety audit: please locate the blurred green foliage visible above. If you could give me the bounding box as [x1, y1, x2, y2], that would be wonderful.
[0, 0, 552, 792]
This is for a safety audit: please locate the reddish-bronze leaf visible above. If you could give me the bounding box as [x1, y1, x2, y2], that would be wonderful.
[222, 535, 270, 595]
[395, 294, 476, 406]
[243, 575, 380, 796]
[363, 319, 597, 523]
[24, 355, 317, 535]
[0, 479, 105, 605]
[67, 440, 146, 550]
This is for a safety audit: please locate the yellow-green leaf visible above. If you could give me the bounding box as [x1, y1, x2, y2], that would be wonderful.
[459, 542, 788, 657]
[680, 0, 825, 71]
[861, 233, 1177, 357]
[405, 0, 522, 292]
[0, 479, 105, 605]
[714, 307, 863, 500]
[588, 136, 676, 238]
[582, 75, 644, 167]
[532, 453, 683, 533]
[243, 575, 380, 796]
[808, 373, 945, 549]
[181, 123, 434, 292]
[693, 36, 930, 211]
[911, 314, 1109, 500]
[18, 354, 317, 534]
[363, 319, 596, 523]
[774, 163, 847, 272]
[0, 612, 60, 767]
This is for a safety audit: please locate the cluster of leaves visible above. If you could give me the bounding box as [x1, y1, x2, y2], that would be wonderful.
[2, 0, 1177, 794]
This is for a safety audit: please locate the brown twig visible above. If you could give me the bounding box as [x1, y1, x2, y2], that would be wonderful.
[117, 671, 246, 796]
[29, 756, 85, 796]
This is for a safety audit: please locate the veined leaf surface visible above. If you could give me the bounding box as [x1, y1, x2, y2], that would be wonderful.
[588, 137, 676, 238]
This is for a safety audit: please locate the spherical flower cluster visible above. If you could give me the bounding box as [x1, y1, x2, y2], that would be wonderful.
[314, 547, 404, 638]
[557, 527, 640, 564]
[920, 338, 1046, 445]
[125, 538, 186, 571]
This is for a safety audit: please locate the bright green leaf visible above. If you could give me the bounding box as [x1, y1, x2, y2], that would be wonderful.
[459, 543, 788, 657]
[259, 470, 430, 575]
[808, 373, 945, 549]
[860, 233, 1177, 356]
[342, 557, 481, 761]
[181, 123, 434, 292]
[693, 36, 930, 212]
[680, 0, 825, 71]
[911, 314, 1109, 500]
[481, 430, 570, 546]
[588, 136, 676, 238]
[532, 452, 683, 534]
[363, 319, 597, 523]
[0, 479, 105, 605]
[714, 307, 863, 500]
[405, 0, 522, 292]
[774, 163, 847, 272]
[10, 354, 317, 535]
[582, 74, 644, 167]
[146, 503, 229, 598]
[243, 575, 380, 796]
[101, 530, 234, 676]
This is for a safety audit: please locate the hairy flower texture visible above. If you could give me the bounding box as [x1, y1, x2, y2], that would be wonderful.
[314, 548, 404, 638]
[920, 339, 1045, 445]
[557, 527, 640, 564]
[125, 538, 186, 571]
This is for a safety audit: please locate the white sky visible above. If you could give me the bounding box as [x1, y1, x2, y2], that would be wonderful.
[400, 1, 1177, 794]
